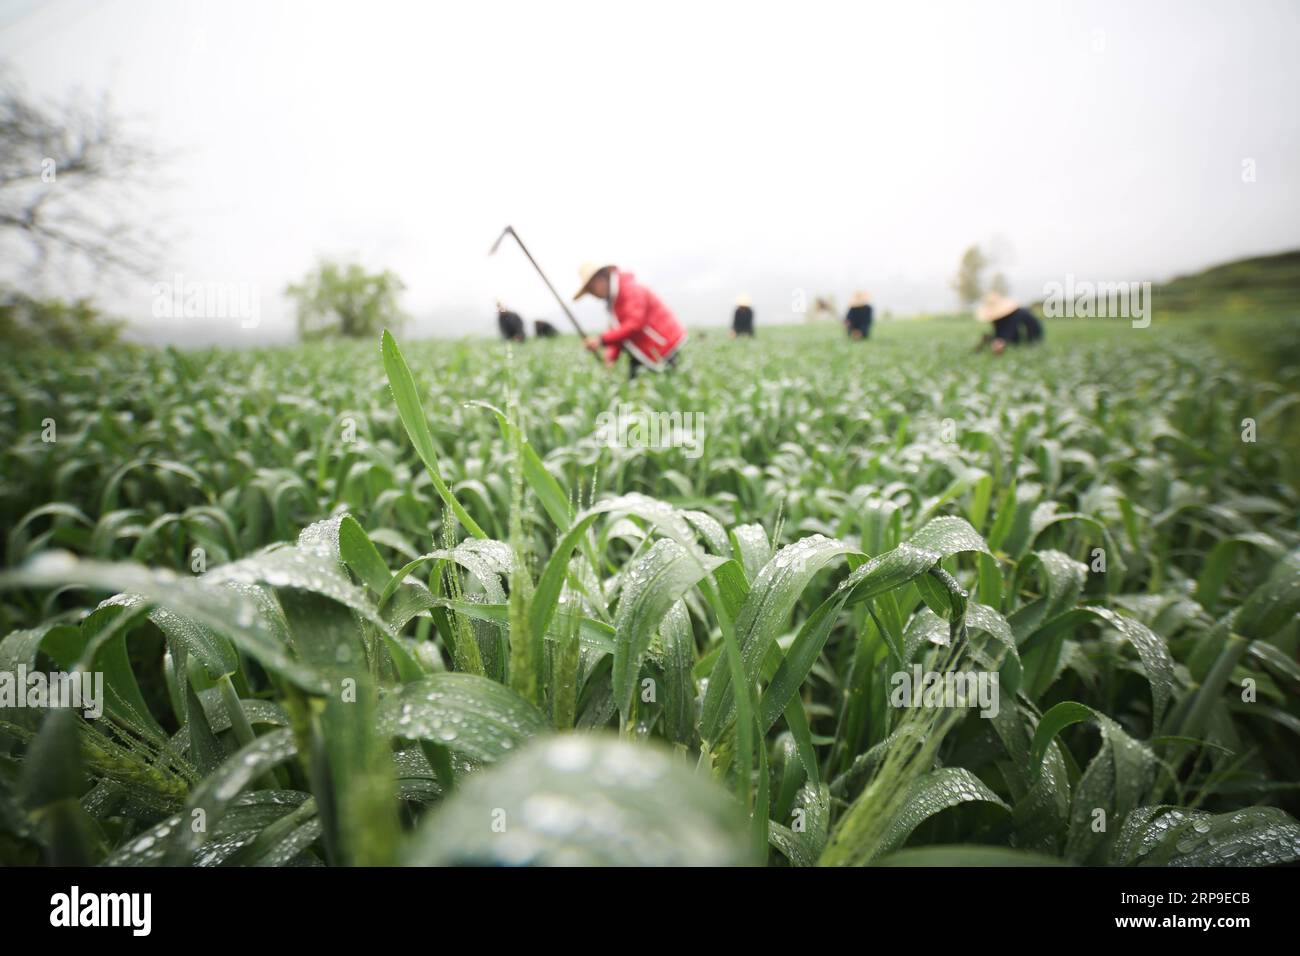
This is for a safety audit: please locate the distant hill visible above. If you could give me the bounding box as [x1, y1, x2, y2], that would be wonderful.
[1155, 249, 1300, 313]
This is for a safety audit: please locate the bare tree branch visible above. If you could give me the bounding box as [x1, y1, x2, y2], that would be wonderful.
[0, 75, 168, 283]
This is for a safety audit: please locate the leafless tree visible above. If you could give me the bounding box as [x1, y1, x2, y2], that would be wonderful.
[0, 76, 166, 283]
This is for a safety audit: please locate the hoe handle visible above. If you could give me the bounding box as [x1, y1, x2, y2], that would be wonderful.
[501, 227, 593, 343]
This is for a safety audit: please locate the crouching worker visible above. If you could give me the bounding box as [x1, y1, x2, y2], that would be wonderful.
[845, 291, 873, 340]
[974, 292, 1043, 354]
[575, 262, 687, 379]
[496, 301, 525, 342]
[732, 294, 755, 338]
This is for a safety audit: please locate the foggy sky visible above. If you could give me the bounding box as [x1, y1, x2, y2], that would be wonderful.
[2, 0, 1298, 345]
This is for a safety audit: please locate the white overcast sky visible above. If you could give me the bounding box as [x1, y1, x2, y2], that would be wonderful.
[2, 0, 1298, 344]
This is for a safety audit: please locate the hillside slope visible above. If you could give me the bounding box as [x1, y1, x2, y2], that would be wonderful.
[1156, 249, 1300, 312]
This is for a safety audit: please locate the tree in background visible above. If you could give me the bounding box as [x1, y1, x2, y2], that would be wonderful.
[989, 271, 1009, 295]
[950, 245, 987, 308]
[286, 259, 410, 341]
[0, 79, 161, 349]
[0, 79, 164, 279]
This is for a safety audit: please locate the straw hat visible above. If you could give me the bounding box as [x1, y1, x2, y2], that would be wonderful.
[975, 291, 1019, 322]
[735, 293, 752, 308]
[573, 261, 615, 300]
[849, 290, 871, 307]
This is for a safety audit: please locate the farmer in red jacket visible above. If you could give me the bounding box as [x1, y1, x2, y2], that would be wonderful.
[574, 262, 687, 378]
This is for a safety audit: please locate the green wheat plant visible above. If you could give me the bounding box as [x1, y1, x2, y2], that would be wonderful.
[1, 317, 1298, 866]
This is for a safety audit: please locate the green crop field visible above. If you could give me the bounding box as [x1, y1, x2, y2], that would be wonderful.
[2, 315, 1298, 867]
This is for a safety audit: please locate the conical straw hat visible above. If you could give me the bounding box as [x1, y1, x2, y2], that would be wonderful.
[975, 291, 1019, 322]
[574, 261, 616, 300]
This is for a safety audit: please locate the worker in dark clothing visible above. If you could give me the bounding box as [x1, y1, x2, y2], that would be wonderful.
[534, 319, 560, 338]
[845, 291, 873, 339]
[975, 292, 1044, 353]
[496, 301, 525, 342]
[732, 294, 755, 338]
[1018, 309, 1044, 343]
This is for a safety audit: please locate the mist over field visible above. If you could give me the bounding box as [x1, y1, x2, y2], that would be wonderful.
[2, 0, 1299, 344]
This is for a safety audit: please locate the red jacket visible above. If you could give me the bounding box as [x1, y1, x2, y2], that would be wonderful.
[599, 270, 687, 368]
